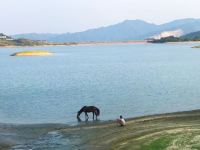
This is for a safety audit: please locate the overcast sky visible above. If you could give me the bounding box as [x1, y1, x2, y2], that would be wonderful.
[1, 0, 200, 34]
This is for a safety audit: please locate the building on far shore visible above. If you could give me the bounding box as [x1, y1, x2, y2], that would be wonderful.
[0, 33, 7, 39]
[0, 33, 13, 40]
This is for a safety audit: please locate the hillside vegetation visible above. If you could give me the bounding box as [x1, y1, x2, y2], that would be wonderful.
[149, 30, 200, 43]
[182, 31, 200, 40]
[0, 39, 47, 46]
[0, 38, 77, 47]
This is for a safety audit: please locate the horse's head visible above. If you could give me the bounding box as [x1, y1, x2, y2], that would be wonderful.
[95, 107, 100, 116]
[77, 106, 86, 118]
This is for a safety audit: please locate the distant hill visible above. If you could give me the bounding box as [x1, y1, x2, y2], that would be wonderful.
[13, 20, 157, 42]
[181, 31, 200, 40]
[13, 33, 60, 42]
[12, 18, 200, 43]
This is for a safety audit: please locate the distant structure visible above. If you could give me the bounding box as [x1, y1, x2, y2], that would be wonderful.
[149, 29, 183, 40]
[0, 33, 13, 41]
[0, 33, 7, 39]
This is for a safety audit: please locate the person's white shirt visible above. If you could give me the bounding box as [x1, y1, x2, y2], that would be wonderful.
[117, 116, 126, 126]
[120, 118, 126, 126]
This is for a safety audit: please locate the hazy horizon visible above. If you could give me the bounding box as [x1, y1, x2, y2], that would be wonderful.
[1, 0, 200, 35]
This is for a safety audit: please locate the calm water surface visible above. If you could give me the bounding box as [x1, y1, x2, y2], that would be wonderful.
[0, 43, 200, 124]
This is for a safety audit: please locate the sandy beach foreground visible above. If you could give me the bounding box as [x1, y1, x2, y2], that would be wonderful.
[1, 110, 200, 150]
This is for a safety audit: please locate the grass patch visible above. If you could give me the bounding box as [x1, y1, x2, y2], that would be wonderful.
[140, 136, 172, 150]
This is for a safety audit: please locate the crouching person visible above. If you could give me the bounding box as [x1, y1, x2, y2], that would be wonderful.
[117, 115, 126, 126]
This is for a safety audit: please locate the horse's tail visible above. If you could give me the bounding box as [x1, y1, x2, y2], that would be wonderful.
[95, 108, 100, 116]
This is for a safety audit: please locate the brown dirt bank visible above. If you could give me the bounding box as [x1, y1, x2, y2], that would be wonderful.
[1, 110, 200, 150]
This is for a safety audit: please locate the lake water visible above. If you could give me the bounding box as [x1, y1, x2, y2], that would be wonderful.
[1, 43, 200, 124]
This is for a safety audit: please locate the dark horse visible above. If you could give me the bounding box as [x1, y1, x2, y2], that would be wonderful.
[77, 106, 100, 120]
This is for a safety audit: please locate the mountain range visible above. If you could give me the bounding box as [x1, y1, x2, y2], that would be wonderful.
[12, 18, 200, 43]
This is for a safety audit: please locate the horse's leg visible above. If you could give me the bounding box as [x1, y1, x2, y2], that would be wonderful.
[85, 112, 89, 120]
[92, 112, 94, 120]
[85, 113, 88, 122]
[95, 112, 97, 120]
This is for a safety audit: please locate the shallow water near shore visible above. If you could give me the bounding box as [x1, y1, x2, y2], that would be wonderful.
[1, 43, 200, 124]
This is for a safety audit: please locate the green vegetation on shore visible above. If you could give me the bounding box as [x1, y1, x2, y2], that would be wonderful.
[0, 39, 45, 46]
[149, 36, 200, 43]
[149, 36, 182, 43]
[149, 31, 200, 43]
[68, 110, 200, 150]
[0, 38, 77, 47]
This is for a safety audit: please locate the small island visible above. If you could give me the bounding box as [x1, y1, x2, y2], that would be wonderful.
[192, 45, 200, 48]
[11, 50, 53, 56]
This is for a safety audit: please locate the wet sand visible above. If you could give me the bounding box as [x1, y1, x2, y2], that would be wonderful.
[1, 110, 200, 150]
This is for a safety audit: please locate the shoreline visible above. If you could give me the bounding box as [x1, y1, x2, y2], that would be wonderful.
[1, 40, 200, 48]
[0, 109, 199, 126]
[0, 40, 148, 48]
[2, 109, 200, 149]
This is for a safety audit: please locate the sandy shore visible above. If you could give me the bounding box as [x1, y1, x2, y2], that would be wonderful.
[0, 40, 148, 48]
[1, 40, 200, 49]
[75, 40, 148, 46]
[1, 110, 200, 150]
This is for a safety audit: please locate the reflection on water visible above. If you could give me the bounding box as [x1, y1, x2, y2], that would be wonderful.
[0, 123, 81, 150]
[10, 131, 68, 150]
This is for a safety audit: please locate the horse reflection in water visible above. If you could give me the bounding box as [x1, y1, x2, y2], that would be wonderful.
[77, 106, 100, 121]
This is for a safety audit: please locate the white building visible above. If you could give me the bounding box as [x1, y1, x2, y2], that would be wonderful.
[0, 33, 13, 40]
[0, 33, 7, 39]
